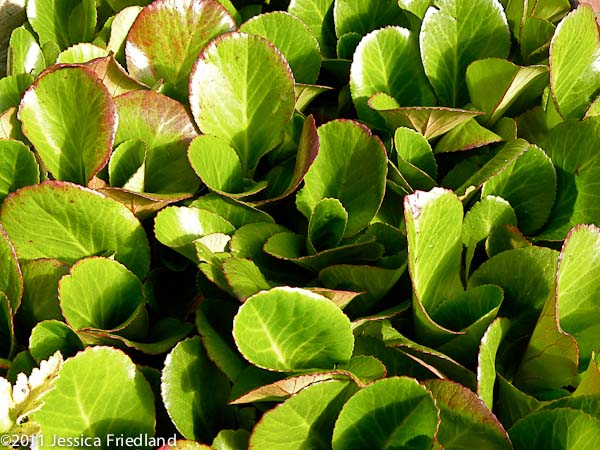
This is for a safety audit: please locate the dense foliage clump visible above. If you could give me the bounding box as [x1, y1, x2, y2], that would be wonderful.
[0, 0, 599, 449]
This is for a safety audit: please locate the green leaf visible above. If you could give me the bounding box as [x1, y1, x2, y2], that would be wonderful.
[0, 140, 37, 204]
[420, 0, 511, 106]
[108, 139, 146, 190]
[58, 257, 147, 338]
[0, 108, 25, 141]
[405, 188, 464, 327]
[369, 93, 483, 139]
[222, 257, 271, 301]
[514, 271, 579, 392]
[307, 198, 347, 253]
[154, 206, 234, 262]
[107, 6, 143, 63]
[84, 55, 147, 97]
[7, 27, 45, 77]
[433, 285, 504, 363]
[19, 66, 117, 185]
[229, 223, 289, 279]
[334, 0, 407, 37]
[79, 317, 193, 355]
[27, 0, 97, 49]
[434, 118, 504, 153]
[264, 231, 384, 272]
[126, 0, 236, 102]
[34, 347, 155, 448]
[477, 317, 510, 409]
[0, 225, 22, 313]
[161, 336, 233, 442]
[28, 320, 84, 363]
[17, 259, 69, 330]
[233, 287, 354, 371]
[319, 264, 406, 316]
[332, 376, 439, 450]
[462, 196, 517, 274]
[509, 408, 600, 450]
[0, 74, 33, 114]
[295, 84, 333, 112]
[451, 138, 529, 196]
[188, 135, 261, 197]
[0, 181, 150, 278]
[114, 90, 200, 194]
[240, 11, 321, 85]
[540, 117, 600, 240]
[496, 374, 543, 429]
[394, 127, 437, 179]
[398, 0, 433, 19]
[575, 353, 600, 396]
[255, 114, 320, 204]
[189, 33, 295, 174]
[350, 27, 436, 128]
[231, 370, 357, 404]
[553, 225, 600, 366]
[466, 58, 549, 126]
[191, 194, 274, 228]
[0, 293, 14, 359]
[56, 43, 108, 64]
[212, 430, 250, 450]
[483, 145, 556, 235]
[195, 302, 246, 382]
[288, 0, 336, 58]
[336, 32, 361, 59]
[250, 380, 358, 450]
[550, 6, 600, 119]
[469, 246, 559, 363]
[424, 379, 512, 450]
[297, 120, 387, 237]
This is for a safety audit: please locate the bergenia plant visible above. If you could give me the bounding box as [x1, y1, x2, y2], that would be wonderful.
[0, 0, 599, 449]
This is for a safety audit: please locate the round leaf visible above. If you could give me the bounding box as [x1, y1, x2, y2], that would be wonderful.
[189, 32, 295, 174]
[240, 12, 321, 85]
[332, 376, 439, 450]
[161, 336, 233, 441]
[33, 347, 155, 447]
[59, 257, 146, 335]
[296, 120, 387, 237]
[350, 27, 436, 128]
[126, 0, 236, 102]
[18, 66, 117, 185]
[0, 181, 151, 278]
[187, 135, 245, 194]
[420, 0, 511, 106]
[233, 287, 354, 371]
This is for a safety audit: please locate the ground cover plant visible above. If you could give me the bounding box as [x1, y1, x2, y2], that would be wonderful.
[0, 0, 599, 448]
